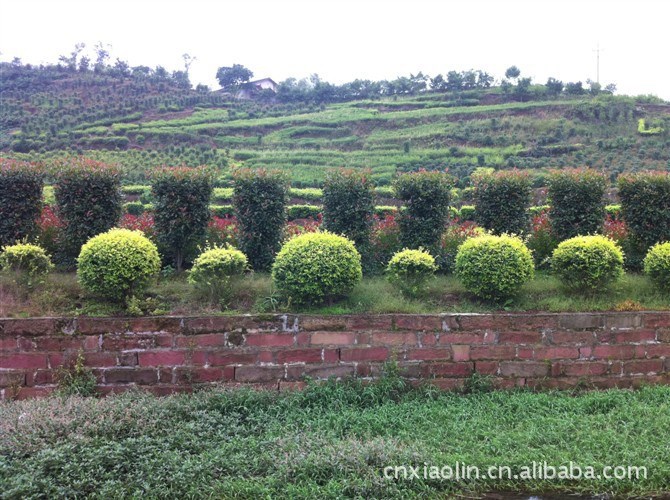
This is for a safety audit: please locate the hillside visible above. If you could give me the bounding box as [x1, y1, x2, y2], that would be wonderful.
[2, 60, 669, 187]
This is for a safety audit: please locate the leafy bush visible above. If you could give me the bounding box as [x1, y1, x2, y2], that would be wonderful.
[374, 206, 398, 218]
[455, 234, 534, 302]
[438, 221, 483, 273]
[53, 157, 122, 266]
[618, 171, 670, 250]
[121, 185, 150, 196]
[551, 235, 624, 293]
[644, 242, 670, 292]
[473, 169, 532, 235]
[210, 205, 235, 218]
[206, 216, 239, 248]
[233, 168, 289, 271]
[289, 187, 322, 201]
[547, 168, 607, 241]
[370, 215, 401, 274]
[188, 246, 248, 305]
[124, 201, 145, 215]
[458, 205, 476, 222]
[151, 166, 213, 271]
[272, 231, 362, 305]
[287, 205, 321, 221]
[526, 210, 558, 269]
[386, 248, 436, 297]
[394, 170, 453, 252]
[0, 243, 53, 288]
[0, 158, 44, 247]
[77, 228, 161, 302]
[323, 169, 375, 263]
[605, 204, 621, 220]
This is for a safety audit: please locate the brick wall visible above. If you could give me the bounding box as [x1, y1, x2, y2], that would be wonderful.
[1, 312, 669, 399]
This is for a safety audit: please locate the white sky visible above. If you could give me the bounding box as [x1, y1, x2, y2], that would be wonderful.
[1, 0, 669, 100]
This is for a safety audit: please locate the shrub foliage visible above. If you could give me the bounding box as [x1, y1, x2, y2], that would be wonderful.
[0, 243, 53, 288]
[394, 170, 453, 251]
[77, 228, 161, 302]
[643, 242, 670, 292]
[547, 168, 607, 241]
[386, 248, 437, 297]
[551, 235, 624, 293]
[455, 234, 534, 302]
[0, 158, 44, 247]
[53, 158, 122, 265]
[473, 169, 532, 235]
[233, 168, 289, 271]
[151, 166, 213, 271]
[272, 231, 362, 305]
[188, 246, 248, 304]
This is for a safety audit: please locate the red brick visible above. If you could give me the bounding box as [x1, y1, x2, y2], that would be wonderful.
[346, 315, 393, 330]
[82, 352, 118, 367]
[3, 318, 55, 336]
[422, 333, 438, 345]
[119, 352, 138, 366]
[296, 332, 311, 346]
[533, 347, 580, 360]
[0, 372, 25, 387]
[429, 362, 473, 377]
[207, 352, 256, 366]
[356, 332, 371, 345]
[125, 317, 182, 333]
[498, 331, 542, 344]
[579, 347, 593, 359]
[551, 331, 596, 344]
[175, 367, 231, 383]
[451, 345, 470, 362]
[305, 364, 355, 379]
[76, 317, 128, 335]
[658, 329, 670, 342]
[645, 345, 670, 358]
[642, 313, 670, 329]
[138, 351, 186, 366]
[104, 368, 158, 384]
[102, 334, 156, 351]
[0, 337, 17, 351]
[394, 315, 442, 331]
[371, 332, 417, 346]
[246, 334, 295, 347]
[0, 354, 47, 369]
[13, 386, 56, 399]
[29, 337, 84, 351]
[591, 345, 636, 360]
[598, 330, 656, 344]
[26, 370, 53, 386]
[517, 347, 534, 359]
[561, 362, 610, 377]
[500, 362, 550, 377]
[457, 315, 498, 330]
[175, 333, 228, 348]
[311, 332, 355, 345]
[277, 349, 323, 364]
[300, 316, 347, 331]
[235, 366, 283, 382]
[440, 332, 491, 344]
[397, 363, 423, 378]
[181, 316, 242, 334]
[622, 360, 665, 375]
[558, 314, 603, 330]
[475, 361, 499, 375]
[257, 351, 274, 363]
[340, 347, 388, 362]
[407, 348, 451, 361]
[470, 346, 516, 360]
[323, 349, 339, 363]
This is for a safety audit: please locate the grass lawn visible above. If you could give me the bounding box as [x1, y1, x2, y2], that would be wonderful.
[1, 271, 669, 318]
[0, 375, 668, 498]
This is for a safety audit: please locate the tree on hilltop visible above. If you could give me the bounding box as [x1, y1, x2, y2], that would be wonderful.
[216, 64, 253, 90]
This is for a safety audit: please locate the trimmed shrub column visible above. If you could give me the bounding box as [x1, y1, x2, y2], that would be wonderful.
[53, 157, 122, 266]
[233, 168, 288, 271]
[0, 158, 44, 247]
[151, 166, 213, 271]
[474, 169, 532, 235]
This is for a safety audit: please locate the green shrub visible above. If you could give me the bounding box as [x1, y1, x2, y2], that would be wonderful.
[0, 243, 53, 288]
[121, 185, 150, 196]
[212, 187, 234, 203]
[124, 201, 145, 216]
[233, 168, 289, 271]
[0, 158, 44, 247]
[188, 246, 248, 305]
[386, 248, 436, 297]
[287, 205, 322, 221]
[455, 234, 534, 302]
[394, 171, 453, 252]
[374, 186, 395, 198]
[473, 169, 532, 235]
[289, 187, 322, 201]
[618, 171, 670, 251]
[323, 169, 375, 262]
[529, 205, 550, 216]
[42, 185, 56, 206]
[438, 221, 484, 273]
[77, 228, 161, 302]
[551, 235, 624, 293]
[272, 231, 362, 305]
[605, 204, 621, 220]
[152, 166, 213, 271]
[53, 157, 122, 266]
[643, 242, 670, 292]
[210, 205, 235, 218]
[458, 205, 476, 222]
[547, 168, 607, 241]
[374, 206, 398, 218]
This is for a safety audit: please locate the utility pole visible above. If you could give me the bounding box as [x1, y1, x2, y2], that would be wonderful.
[593, 43, 604, 84]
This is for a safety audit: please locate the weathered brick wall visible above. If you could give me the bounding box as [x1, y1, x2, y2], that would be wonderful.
[1, 312, 669, 399]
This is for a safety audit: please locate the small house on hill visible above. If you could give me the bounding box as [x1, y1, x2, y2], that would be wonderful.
[237, 78, 278, 99]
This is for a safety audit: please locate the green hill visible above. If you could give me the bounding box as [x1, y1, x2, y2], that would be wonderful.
[2, 60, 669, 187]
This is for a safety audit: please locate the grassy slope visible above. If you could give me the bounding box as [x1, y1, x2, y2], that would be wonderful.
[1, 379, 668, 498]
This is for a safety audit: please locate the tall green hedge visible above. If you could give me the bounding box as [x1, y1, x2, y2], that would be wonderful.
[394, 170, 453, 252]
[547, 168, 607, 241]
[473, 169, 531, 235]
[233, 168, 289, 271]
[322, 169, 375, 265]
[618, 171, 670, 249]
[151, 166, 213, 271]
[0, 158, 44, 247]
[53, 157, 122, 265]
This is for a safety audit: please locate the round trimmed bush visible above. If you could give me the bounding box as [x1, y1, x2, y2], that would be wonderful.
[386, 248, 436, 297]
[551, 235, 624, 292]
[455, 234, 534, 302]
[77, 228, 160, 301]
[272, 231, 362, 305]
[644, 242, 670, 292]
[188, 246, 248, 303]
[0, 243, 53, 287]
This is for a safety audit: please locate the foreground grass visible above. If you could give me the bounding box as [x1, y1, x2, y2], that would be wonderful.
[0, 378, 668, 498]
[1, 271, 669, 317]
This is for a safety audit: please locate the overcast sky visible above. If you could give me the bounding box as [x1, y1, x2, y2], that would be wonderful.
[1, 0, 668, 100]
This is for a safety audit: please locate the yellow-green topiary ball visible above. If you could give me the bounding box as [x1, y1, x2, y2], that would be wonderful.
[386, 248, 436, 297]
[644, 242, 670, 292]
